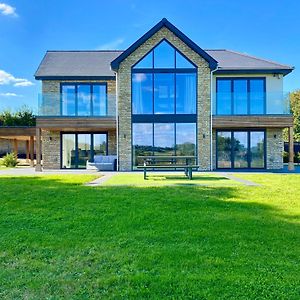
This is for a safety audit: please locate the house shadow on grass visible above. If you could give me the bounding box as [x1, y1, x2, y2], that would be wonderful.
[0, 175, 299, 299]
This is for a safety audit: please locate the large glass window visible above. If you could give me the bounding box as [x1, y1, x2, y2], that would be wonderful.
[132, 73, 153, 114]
[132, 122, 196, 168]
[131, 40, 197, 169]
[153, 123, 175, 156]
[176, 123, 196, 156]
[62, 85, 76, 116]
[61, 83, 107, 116]
[217, 130, 265, 169]
[132, 39, 196, 116]
[154, 74, 175, 114]
[176, 74, 196, 114]
[78, 85, 91, 116]
[62, 133, 107, 169]
[216, 78, 265, 115]
[216, 80, 231, 115]
[132, 123, 153, 167]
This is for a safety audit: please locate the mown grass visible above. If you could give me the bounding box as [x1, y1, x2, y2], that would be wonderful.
[103, 173, 241, 186]
[0, 174, 299, 299]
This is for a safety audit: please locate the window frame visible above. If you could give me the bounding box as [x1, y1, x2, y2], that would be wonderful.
[60, 82, 108, 117]
[216, 129, 266, 169]
[60, 131, 108, 169]
[216, 77, 266, 115]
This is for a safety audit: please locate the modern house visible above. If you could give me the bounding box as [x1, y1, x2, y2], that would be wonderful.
[34, 18, 295, 171]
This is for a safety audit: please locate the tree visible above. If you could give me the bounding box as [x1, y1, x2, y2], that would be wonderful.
[283, 90, 300, 142]
[0, 106, 36, 126]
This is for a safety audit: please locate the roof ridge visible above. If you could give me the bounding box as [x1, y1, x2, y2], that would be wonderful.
[225, 49, 293, 69]
[46, 50, 124, 53]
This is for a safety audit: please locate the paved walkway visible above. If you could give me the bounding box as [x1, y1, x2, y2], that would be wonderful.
[84, 173, 114, 186]
[219, 173, 260, 186]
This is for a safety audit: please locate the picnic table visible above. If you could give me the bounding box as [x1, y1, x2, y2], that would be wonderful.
[136, 156, 199, 180]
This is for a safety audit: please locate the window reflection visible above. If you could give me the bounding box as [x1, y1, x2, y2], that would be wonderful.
[132, 123, 153, 168]
[132, 73, 153, 114]
[176, 73, 196, 114]
[250, 132, 265, 168]
[217, 80, 231, 115]
[62, 85, 76, 116]
[154, 40, 175, 68]
[61, 84, 107, 116]
[233, 131, 248, 168]
[217, 132, 232, 168]
[154, 73, 175, 114]
[154, 123, 175, 156]
[233, 80, 247, 114]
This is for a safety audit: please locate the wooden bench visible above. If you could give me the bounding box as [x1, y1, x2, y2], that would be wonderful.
[137, 165, 199, 180]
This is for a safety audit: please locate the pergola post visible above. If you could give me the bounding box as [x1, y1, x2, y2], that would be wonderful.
[288, 126, 295, 171]
[30, 136, 34, 167]
[26, 140, 30, 163]
[13, 139, 18, 156]
[35, 128, 42, 172]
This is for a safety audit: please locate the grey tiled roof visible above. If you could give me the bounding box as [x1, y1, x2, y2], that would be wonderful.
[35, 49, 293, 79]
[205, 49, 293, 71]
[35, 51, 123, 78]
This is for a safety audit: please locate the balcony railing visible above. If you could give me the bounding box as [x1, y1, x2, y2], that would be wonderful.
[212, 92, 291, 115]
[38, 93, 116, 117]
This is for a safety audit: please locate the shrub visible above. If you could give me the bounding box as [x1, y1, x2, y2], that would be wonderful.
[2, 153, 19, 167]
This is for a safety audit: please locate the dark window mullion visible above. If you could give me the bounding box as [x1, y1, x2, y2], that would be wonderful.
[231, 131, 234, 169]
[231, 80, 234, 115]
[90, 85, 93, 116]
[91, 133, 94, 162]
[248, 131, 251, 168]
[247, 79, 250, 115]
[75, 133, 79, 168]
[75, 85, 78, 116]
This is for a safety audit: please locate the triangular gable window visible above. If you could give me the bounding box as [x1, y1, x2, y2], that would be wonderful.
[176, 51, 195, 68]
[134, 51, 153, 68]
[133, 39, 196, 69]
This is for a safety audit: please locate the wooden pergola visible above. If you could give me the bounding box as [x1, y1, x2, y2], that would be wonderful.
[0, 127, 36, 167]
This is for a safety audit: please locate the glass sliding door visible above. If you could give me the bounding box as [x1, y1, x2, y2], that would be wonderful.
[233, 131, 248, 168]
[217, 132, 232, 168]
[61, 133, 108, 169]
[216, 130, 265, 169]
[77, 134, 91, 169]
[94, 134, 107, 157]
[250, 132, 265, 168]
[62, 134, 76, 169]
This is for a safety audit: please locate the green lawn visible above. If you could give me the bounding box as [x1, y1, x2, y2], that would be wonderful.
[0, 174, 299, 299]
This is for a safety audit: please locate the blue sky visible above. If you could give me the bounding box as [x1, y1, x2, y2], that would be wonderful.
[0, 0, 299, 112]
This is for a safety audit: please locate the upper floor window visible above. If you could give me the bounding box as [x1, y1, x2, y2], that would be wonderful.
[132, 40, 197, 115]
[216, 78, 265, 115]
[61, 83, 107, 116]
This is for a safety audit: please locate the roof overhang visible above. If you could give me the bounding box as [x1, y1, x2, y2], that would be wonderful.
[111, 18, 218, 72]
[214, 68, 294, 76]
[35, 75, 116, 81]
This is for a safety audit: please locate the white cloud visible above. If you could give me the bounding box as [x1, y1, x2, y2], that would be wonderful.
[0, 70, 34, 87]
[0, 92, 22, 97]
[96, 38, 124, 50]
[0, 3, 17, 17]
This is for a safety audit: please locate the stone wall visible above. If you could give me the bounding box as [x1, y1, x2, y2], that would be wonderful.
[266, 128, 284, 169]
[117, 26, 212, 171]
[41, 130, 60, 169]
[108, 130, 117, 155]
